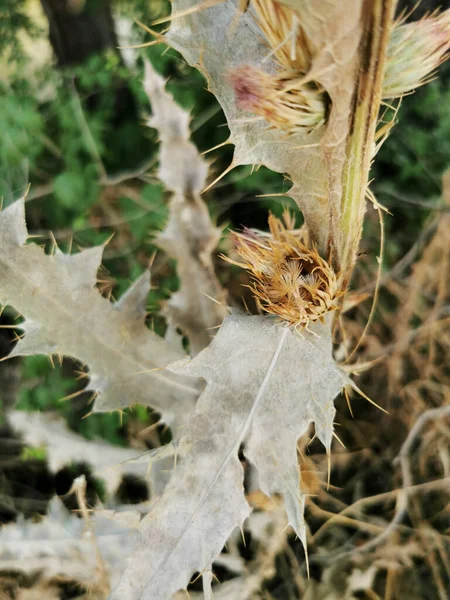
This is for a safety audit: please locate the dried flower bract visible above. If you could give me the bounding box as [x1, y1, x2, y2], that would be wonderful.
[383, 9, 450, 99]
[230, 65, 326, 134]
[225, 213, 343, 326]
[252, 0, 311, 72]
[229, 0, 327, 135]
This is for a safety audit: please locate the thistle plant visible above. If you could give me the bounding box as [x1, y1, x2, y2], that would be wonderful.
[1, 1, 450, 599]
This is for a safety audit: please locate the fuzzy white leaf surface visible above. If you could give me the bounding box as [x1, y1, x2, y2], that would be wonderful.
[167, 0, 362, 254]
[9, 410, 149, 495]
[0, 497, 135, 588]
[144, 60, 227, 354]
[111, 312, 344, 600]
[0, 200, 201, 430]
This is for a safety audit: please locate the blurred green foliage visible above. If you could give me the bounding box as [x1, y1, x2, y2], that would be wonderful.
[373, 68, 450, 265]
[0, 0, 42, 64]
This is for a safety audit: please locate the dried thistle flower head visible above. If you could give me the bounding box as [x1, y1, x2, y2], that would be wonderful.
[229, 0, 327, 135]
[252, 0, 312, 73]
[225, 213, 343, 326]
[383, 9, 450, 99]
[230, 65, 326, 134]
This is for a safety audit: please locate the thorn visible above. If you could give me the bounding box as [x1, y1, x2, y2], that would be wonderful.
[341, 355, 386, 374]
[201, 138, 231, 156]
[0, 324, 22, 329]
[150, 0, 224, 26]
[23, 183, 31, 200]
[240, 295, 250, 315]
[350, 382, 389, 414]
[60, 388, 86, 402]
[344, 386, 354, 418]
[148, 250, 157, 269]
[82, 411, 93, 420]
[49, 230, 58, 256]
[201, 161, 236, 194]
[139, 419, 162, 438]
[119, 40, 161, 50]
[74, 369, 88, 380]
[48, 355, 55, 369]
[239, 525, 246, 547]
[255, 192, 289, 198]
[281, 523, 291, 535]
[135, 19, 168, 42]
[87, 392, 98, 406]
[304, 541, 310, 580]
[211, 571, 220, 584]
[68, 236, 73, 254]
[103, 231, 115, 247]
[190, 571, 202, 585]
[332, 431, 346, 449]
[56, 354, 63, 367]
[297, 444, 305, 461]
[201, 291, 231, 312]
[326, 450, 331, 491]
[306, 433, 317, 450]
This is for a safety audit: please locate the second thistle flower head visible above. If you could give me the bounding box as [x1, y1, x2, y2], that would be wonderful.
[225, 213, 343, 326]
[383, 9, 450, 99]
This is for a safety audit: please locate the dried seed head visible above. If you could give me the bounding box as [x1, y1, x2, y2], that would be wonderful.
[230, 65, 326, 134]
[229, 0, 327, 135]
[225, 213, 343, 326]
[252, 0, 312, 72]
[383, 10, 450, 99]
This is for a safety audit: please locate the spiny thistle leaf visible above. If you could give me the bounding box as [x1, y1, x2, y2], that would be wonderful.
[166, 0, 363, 259]
[0, 497, 134, 589]
[0, 200, 201, 431]
[144, 60, 228, 355]
[111, 312, 345, 600]
[9, 410, 149, 495]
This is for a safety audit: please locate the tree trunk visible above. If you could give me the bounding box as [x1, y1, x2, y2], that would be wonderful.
[40, 0, 120, 67]
[39, 0, 153, 172]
